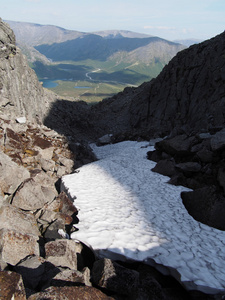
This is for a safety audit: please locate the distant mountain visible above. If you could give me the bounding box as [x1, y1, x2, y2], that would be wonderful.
[5, 20, 88, 46]
[35, 34, 184, 62]
[5, 20, 186, 88]
[173, 39, 202, 47]
[91, 30, 152, 39]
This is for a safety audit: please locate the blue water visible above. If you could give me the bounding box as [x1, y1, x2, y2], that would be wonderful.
[74, 86, 90, 89]
[41, 79, 58, 88]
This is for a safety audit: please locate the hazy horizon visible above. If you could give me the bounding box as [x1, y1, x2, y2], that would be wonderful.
[1, 0, 225, 41]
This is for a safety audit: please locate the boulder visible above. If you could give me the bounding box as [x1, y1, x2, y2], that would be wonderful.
[0, 271, 26, 300]
[0, 150, 30, 195]
[155, 135, 197, 157]
[55, 191, 78, 217]
[151, 159, 176, 177]
[181, 186, 225, 230]
[11, 178, 51, 210]
[97, 134, 113, 145]
[210, 128, 225, 151]
[0, 229, 39, 266]
[50, 267, 91, 287]
[28, 286, 113, 300]
[45, 239, 78, 270]
[175, 162, 202, 174]
[0, 204, 40, 236]
[92, 258, 139, 296]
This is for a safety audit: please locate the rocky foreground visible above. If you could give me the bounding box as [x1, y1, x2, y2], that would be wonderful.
[0, 117, 219, 300]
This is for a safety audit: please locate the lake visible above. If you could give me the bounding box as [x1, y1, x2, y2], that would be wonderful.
[41, 79, 58, 88]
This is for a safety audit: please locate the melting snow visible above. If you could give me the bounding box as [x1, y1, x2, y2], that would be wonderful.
[61, 141, 225, 294]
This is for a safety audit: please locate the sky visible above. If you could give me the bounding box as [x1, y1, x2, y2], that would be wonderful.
[1, 0, 225, 41]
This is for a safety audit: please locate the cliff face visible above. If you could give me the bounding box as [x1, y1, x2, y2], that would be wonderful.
[86, 31, 225, 139]
[129, 31, 225, 137]
[0, 18, 54, 122]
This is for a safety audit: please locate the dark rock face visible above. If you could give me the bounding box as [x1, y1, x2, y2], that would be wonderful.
[148, 129, 225, 230]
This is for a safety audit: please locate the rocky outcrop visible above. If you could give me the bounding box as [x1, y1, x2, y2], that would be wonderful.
[0, 18, 56, 123]
[147, 129, 225, 230]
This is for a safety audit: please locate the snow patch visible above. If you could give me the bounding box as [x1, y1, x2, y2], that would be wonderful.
[61, 141, 225, 294]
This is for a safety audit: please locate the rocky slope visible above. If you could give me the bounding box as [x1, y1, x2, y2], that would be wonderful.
[0, 18, 56, 123]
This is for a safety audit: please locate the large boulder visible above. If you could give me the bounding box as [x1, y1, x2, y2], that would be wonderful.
[45, 239, 78, 270]
[92, 258, 139, 296]
[181, 186, 225, 230]
[0, 150, 30, 195]
[0, 229, 40, 266]
[0, 204, 40, 236]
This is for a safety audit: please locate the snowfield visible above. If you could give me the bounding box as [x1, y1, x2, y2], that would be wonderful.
[61, 141, 225, 294]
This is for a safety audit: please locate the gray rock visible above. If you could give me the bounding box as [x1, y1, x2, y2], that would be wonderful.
[92, 258, 139, 296]
[0, 204, 40, 236]
[0, 19, 55, 123]
[175, 162, 202, 174]
[51, 267, 91, 287]
[0, 150, 30, 195]
[155, 135, 196, 157]
[98, 134, 113, 145]
[45, 239, 78, 270]
[0, 229, 39, 266]
[210, 128, 225, 151]
[11, 178, 50, 210]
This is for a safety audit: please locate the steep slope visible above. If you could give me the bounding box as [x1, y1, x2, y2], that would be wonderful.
[86, 31, 225, 139]
[0, 18, 55, 122]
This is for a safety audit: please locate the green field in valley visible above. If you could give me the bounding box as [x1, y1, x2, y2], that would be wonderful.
[45, 80, 127, 103]
[34, 58, 163, 103]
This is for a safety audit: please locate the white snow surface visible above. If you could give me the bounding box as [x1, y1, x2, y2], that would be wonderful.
[61, 141, 225, 294]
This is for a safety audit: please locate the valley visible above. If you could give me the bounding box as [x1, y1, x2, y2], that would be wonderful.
[6, 20, 185, 102]
[34, 58, 154, 102]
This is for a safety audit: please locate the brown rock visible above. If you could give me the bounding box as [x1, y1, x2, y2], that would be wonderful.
[33, 136, 52, 149]
[56, 191, 78, 216]
[28, 286, 113, 300]
[0, 229, 39, 266]
[0, 271, 26, 300]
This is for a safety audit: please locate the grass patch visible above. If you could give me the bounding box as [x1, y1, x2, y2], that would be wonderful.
[45, 80, 127, 103]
